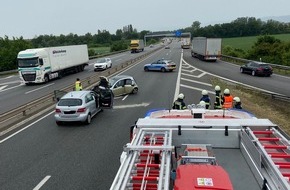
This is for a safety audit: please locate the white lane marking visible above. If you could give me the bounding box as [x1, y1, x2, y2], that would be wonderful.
[181, 77, 212, 87]
[174, 50, 183, 101]
[5, 76, 14, 79]
[0, 83, 24, 92]
[182, 72, 206, 78]
[0, 85, 8, 91]
[115, 59, 123, 62]
[113, 102, 150, 109]
[25, 83, 55, 94]
[0, 80, 22, 85]
[33, 175, 51, 190]
[0, 108, 54, 143]
[180, 84, 215, 95]
[122, 95, 128, 101]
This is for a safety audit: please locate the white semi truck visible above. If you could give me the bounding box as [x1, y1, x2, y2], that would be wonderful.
[191, 37, 222, 61]
[17, 45, 89, 84]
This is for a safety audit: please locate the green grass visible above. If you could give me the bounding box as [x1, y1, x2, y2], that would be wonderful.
[222, 33, 290, 51]
[89, 47, 110, 54]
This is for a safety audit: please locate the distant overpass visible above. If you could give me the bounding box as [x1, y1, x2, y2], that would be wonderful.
[144, 32, 191, 46]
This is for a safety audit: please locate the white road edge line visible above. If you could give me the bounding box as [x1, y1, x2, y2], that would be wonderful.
[122, 95, 128, 101]
[174, 50, 183, 101]
[25, 83, 55, 94]
[33, 175, 51, 190]
[0, 109, 54, 143]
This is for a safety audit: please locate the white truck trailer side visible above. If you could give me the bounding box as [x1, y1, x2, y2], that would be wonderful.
[191, 37, 222, 61]
[18, 45, 89, 84]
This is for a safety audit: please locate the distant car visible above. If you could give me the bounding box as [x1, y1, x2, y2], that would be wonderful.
[54, 91, 103, 125]
[240, 61, 273, 76]
[144, 59, 176, 72]
[165, 46, 170, 49]
[93, 75, 138, 97]
[94, 58, 112, 71]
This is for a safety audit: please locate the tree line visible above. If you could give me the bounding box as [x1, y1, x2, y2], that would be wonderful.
[1, 17, 290, 72]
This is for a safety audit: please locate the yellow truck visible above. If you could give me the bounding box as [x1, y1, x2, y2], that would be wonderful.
[130, 40, 144, 53]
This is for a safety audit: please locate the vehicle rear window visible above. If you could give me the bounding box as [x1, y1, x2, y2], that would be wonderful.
[58, 98, 82, 106]
[260, 64, 269, 68]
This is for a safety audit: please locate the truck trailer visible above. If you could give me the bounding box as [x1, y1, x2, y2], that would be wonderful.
[191, 37, 222, 61]
[180, 37, 191, 49]
[17, 45, 89, 84]
[130, 40, 144, 53]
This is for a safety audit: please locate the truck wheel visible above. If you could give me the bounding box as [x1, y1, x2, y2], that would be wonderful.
[44, 75, 49, 83]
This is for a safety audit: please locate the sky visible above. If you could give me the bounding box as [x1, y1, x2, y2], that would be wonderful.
[1, 0, 290, 39]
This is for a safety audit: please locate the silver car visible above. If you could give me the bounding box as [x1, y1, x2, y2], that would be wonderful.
[54, 90, 102, 125]
[108, 75, 138, 96]
[94, 58, 112, 71]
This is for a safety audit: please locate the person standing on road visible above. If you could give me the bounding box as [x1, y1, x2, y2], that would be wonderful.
[233, 97, 243, 109]
[222, 88, 233, 109]
[172, 93, 187, 110]
[214, 85, 222, 109]
[200, 90, 211, 109]
[75, 78, 82, 91]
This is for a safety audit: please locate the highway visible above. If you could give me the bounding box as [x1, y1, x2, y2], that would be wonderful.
[0, 47, 157, 114]
[1, 40, 290, 190]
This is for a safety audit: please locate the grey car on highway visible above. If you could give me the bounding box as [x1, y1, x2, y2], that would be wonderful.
[54, 90, 102, 125]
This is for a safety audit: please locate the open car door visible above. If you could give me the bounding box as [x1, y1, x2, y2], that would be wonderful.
[91, 86, 114, 109]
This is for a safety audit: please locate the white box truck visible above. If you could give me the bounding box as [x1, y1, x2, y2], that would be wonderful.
[181, 37, 191, 49]
[17, 45, 89, 84]
[191, 37, 222, 61]
[130, 40, 144, 53]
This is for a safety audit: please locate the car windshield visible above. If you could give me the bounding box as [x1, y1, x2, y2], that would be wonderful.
[96, 58, 106, 63]
[58, 98, 82, 106]
[108, 78, 119, 87]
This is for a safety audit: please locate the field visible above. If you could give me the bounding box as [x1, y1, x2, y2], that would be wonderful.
[222, 33, 290, 51]
[89, 47, 111, 54]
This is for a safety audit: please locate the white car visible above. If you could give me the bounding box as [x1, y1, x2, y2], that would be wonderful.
[94, 58, 112, 71]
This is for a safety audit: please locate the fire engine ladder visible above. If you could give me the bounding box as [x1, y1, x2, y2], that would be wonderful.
[247, 127, 290, 190]
[110, 129, 173, 190]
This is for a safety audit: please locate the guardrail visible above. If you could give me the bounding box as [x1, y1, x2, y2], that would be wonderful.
[0, 47, 163, 133]
[221, 55, 290, 74]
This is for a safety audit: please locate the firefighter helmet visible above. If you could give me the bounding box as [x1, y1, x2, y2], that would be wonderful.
[233, 97, 240, 102]
[178, 93, 184, 99]
[224, 88, 230, 95]
[202, 90, 208, 95]
[215, 85, 221, 91]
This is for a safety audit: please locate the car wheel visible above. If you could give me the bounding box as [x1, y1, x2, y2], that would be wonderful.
[56, 121, 62, 126]
[132, 88, 138, 94]
[251, 70, 256, 76]
[85, 114, 91, 125]
[240, 68, 244, 73]
[161, 67, 166, 72]
[144, 67, 149, 71]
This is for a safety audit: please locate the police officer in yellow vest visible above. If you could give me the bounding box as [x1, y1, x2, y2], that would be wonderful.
[75, 78, 82, 91]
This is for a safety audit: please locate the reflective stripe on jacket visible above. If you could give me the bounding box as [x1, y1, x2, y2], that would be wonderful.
[223, 95, 233, 109]
[75, 81, 82, 91]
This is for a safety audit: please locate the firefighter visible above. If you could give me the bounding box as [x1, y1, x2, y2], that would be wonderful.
[75, 78, 82, 91]
[172, 93, 187, 110]
[222, 88, 233, 109]
[200, 90, 211, 109]
[233, 97, 242, 109]
[214, 85, 222, 109]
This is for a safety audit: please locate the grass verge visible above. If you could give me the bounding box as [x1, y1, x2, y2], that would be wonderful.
[211, 77, 290, 135]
